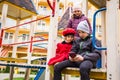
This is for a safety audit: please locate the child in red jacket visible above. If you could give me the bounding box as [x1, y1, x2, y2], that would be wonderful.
[48, 28, 76, 65]
[48, 28, 75, 79]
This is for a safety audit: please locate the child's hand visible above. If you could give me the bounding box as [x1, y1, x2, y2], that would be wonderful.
[74, 55, 84, 62]
[69, 56, 75, 61]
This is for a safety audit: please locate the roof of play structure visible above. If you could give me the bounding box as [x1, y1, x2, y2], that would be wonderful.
[88, 0, 106, 8]
[0, 0, 37, 20]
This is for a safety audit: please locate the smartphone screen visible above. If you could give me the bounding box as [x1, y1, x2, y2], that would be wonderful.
[69, 52, 76, 58]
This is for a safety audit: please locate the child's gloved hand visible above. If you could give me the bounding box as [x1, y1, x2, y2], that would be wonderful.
[74, 55, 84, 62]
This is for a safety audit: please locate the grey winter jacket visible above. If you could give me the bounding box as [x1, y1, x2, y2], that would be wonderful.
[70, 36, 101, 66]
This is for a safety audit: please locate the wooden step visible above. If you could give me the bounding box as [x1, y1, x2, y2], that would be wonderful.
[62, 68, 106, 80]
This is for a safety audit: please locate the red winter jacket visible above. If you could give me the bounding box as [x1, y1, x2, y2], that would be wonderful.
[48, 41, 73, 65]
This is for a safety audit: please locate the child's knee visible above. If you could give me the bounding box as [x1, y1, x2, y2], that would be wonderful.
[79, 61, 93, 71]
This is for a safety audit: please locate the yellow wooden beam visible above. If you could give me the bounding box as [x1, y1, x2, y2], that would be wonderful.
[8, 51, 28, 54]
[20, 15, 33, 20]
[0, 57, 27, 63]
[7, 15, 32, 20]
[0, 12, 17, 20]
[88, 0, 100, 9]
[62, 68, 106, 80]
[8, 51, 47, 56]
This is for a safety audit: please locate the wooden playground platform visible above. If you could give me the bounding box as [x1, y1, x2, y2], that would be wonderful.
[62, 68, 106, 80]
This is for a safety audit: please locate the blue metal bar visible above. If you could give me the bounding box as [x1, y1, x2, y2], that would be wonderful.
[0, 63, 46, 69]
[92, 8, 107, 50]
[34, 68, 45, 80]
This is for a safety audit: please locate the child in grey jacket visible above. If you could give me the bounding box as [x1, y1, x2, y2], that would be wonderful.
[53, 20, 101, 80]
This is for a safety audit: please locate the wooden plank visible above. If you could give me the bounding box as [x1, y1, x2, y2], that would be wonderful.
[62, 68, 106, 80]
[0, 57, 27, 63]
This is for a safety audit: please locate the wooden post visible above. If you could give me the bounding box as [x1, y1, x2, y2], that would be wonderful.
[0, 3, 16, 80]
[101, 11, 106, 68]
[0, 4, 8, 54]
[27, 16, 36, 64]
[45, 0, 59, 80]
[9, 19, 20, 80]
[82, 0, 88, 17]
[64, 0, 68, 11]
[12, 19, 20, 58]
[24, 68, 31, 80]
[24, 16, 36, 80]
[9, 67, 14, 80]
[106, 0, 120, 80]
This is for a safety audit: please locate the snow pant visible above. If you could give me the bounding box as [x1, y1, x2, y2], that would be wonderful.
[53, 60, 93, 80]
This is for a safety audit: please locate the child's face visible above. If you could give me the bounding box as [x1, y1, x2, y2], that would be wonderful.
[77, 30, 89, 39]
[73, 10, 82, 16]
[64, 35, 74, 43]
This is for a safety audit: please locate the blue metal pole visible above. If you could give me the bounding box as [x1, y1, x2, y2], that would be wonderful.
[34, 68, 45, 80]
[92, 8, 107, 50]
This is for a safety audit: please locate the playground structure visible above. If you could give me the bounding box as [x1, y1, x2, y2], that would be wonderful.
[0, 0, 120, 80]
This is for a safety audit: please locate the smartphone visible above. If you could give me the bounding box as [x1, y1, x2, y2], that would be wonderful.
[69, 52, 76, 58]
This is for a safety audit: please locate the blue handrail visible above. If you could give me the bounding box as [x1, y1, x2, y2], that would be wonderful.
[92, 8, 107, 50]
